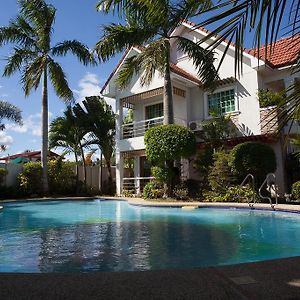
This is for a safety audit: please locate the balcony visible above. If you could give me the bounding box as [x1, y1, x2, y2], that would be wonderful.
[121, 117, 164, 139]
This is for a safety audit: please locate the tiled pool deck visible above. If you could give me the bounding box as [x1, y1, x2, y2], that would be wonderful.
[1, 197, 300, 299]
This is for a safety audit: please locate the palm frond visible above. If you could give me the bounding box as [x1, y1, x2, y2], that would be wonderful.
[0, 100, 22, 126]
[21, 55, 46, 96]
[48, 58, 74, 102]
[3, 47, 37, 77]
[177, 37, 219, 90]
[95, 23, 156, 61]
[51, 40, 96, 66]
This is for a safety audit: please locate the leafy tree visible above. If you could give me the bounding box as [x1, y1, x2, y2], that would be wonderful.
[257, 89, 285, 108]
[73, 96, 115, 194]
[49, 107, 90, 187]
[0, 0, 95, 193]
[95, 0, 218, 124]
[145, 124, 196, 196]
[0, 100, 22, 151]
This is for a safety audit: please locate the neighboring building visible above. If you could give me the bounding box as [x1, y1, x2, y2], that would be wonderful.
[0, 150, 60, 164]
[101, 20, 300, 196]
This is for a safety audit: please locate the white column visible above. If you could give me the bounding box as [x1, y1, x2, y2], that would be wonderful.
[134, 156, 141, 195]
[115, 96, 124, 195]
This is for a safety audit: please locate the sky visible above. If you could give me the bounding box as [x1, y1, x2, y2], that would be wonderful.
[0, 0, 292, 159]
[0, 0, 121, 159]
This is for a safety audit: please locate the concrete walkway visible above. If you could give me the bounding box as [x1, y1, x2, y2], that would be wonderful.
[1, 257, 300, 299]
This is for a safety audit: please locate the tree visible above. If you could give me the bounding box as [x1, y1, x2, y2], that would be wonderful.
[73, 96, 115, 194]
[95, 0, 219, 125]
[0, 0, 95, 194]
[195, 0, 300, 131]
[49, 107, 90, 187]
[0, 100, 22, 151]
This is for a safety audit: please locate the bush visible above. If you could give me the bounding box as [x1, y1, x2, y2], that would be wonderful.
[173, 184, 189, 200]
[230, 142, 277, 182]
[143, 181, 164, 199]
[18, 160, 77, 196]
[144, 124, 196, 163]
[0, 168, 8, 186]
[151, 166, 173, 184]
[208, 150, 236, 194]
[204, 185, 256, 203]
[292, 181, 300, 200]
[258, 89, 284, 108]
[185, 179, 203, 198]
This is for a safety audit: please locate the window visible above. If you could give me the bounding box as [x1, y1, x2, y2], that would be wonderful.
[145, 103, 163, 119]
[207, 89, 236, 114]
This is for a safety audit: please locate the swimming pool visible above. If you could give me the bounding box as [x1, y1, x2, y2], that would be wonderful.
[1, 200, 300, 273]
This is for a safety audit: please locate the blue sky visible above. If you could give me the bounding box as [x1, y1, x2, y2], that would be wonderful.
[0, 0, 121, 158]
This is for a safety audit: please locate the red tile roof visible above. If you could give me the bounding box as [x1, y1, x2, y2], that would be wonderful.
[170, 63, 201, 84]
[0, 151, 60, 161]
[245, 35, 300, 68]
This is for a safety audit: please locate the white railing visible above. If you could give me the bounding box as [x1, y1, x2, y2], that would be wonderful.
[123, 177, 154, 195]
[122, 117, 164, 139]
[121, 116, 187, 139]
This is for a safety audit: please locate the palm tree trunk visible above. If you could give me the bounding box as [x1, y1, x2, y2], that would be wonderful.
[41, 69, 49, 194]
[163, 40, 174, 125]
[79, 143, 87, 187]
[74, 151, 79, 194]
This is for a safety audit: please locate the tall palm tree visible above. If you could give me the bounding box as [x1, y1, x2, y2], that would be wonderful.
[73, 96, 115, 194]
[0, 100, 22, 151]
[49, 107, 90, 187]
[95, 0, 219, 125]
[0, 0, 95, 193]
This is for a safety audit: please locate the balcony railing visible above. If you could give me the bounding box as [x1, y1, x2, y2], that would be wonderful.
[123, 177, 154, 195]
[122, 116, 164, 139]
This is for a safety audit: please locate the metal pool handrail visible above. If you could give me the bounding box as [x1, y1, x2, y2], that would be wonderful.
[259, 173, 278, 210]
[240, 174, 256, 208]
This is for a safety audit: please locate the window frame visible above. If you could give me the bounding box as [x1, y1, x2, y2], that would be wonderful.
[204, 86, 239, 119]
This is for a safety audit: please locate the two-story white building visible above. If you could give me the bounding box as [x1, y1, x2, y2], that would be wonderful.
[101, 20, 300, 196]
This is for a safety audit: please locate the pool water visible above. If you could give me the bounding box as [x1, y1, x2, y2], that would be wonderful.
[1, 200, 300, 273]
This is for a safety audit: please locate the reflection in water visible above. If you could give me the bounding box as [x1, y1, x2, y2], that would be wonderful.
[1, 201, 300, 273]
[37, 221, 236, 272]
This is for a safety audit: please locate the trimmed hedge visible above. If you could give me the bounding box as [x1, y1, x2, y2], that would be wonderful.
[230, 142, 277, 180]
[144, 124, 196, 163]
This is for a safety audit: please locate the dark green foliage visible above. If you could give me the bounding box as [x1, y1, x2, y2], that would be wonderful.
[230, 142, 277, 181]
[258, 89, 285, 108]
[18, 160, 76, 195]
[173, 183, 189, 200]
[144, 124, 196, 163]
[208, 150, 236, 194]
[204, 185, 256, 203]
[151, 166, 173, 185]
[0, 168, 8, 186]
[143, 181, 164, 199]
[292, 181, 300, 200]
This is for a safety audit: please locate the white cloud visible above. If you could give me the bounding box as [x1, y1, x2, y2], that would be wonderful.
[73, 73, 115, 109]
[6, 112, 53, 137]
[0, 131, 13, 148]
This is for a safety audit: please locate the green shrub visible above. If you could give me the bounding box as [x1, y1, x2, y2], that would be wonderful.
[292, 181, 300, 200]
[143, 181, 164, 199]
[173, 184, 189, 200]
[144, 124, 196, 163]
[18, 160, 76, 196]
[151, 166, 173, 184]
[0, 168, 8, 186]
[258, 89, 284, 108]
[230, 142, 277, 182]
[208, 150, 236, 194]
[204, 185, 256, 203]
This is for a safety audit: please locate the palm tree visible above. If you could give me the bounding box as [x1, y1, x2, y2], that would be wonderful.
[95, 0, 218, 125]
[0, 0, 95, 194]
[193, 0, 300, 130]
[73, 96, 115, 193]
[49, 107, 89, 187]
[0, 100, 22, 151]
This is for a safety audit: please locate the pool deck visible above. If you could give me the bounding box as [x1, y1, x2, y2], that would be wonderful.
[1, 256, 300, 299]
[2, 197, 300, 299]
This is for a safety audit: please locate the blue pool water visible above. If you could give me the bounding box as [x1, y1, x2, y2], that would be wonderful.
[1, 200, 300, 273]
